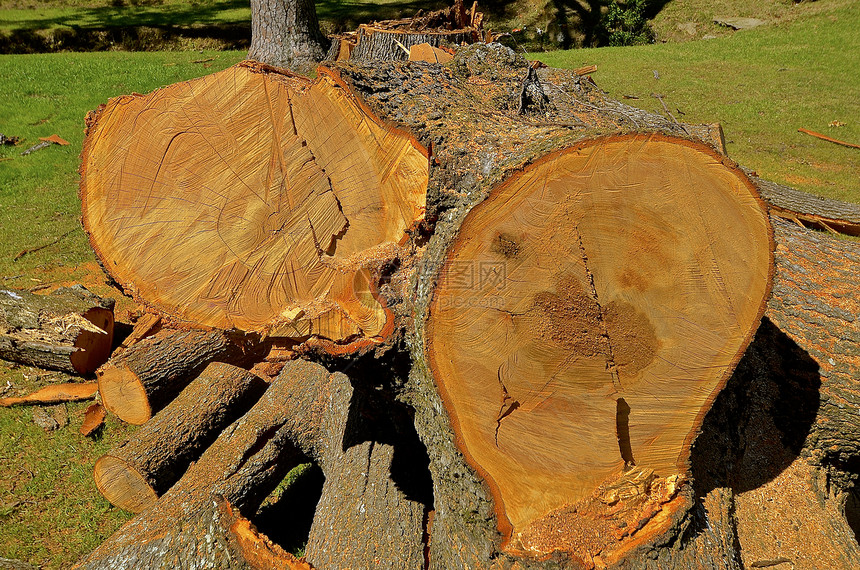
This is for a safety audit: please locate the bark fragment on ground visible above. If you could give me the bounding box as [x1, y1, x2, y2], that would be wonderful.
[0, 285, 114, 375]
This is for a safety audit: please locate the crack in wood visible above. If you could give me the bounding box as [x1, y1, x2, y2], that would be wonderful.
[494, 364, 520, 447]
[574, 224, 622, 394]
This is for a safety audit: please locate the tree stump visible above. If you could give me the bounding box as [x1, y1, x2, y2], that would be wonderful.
[0, 285, 114, 375]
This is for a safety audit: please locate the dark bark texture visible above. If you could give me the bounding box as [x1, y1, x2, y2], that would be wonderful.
[0, 285, 114, 375]
[248, 0, 328, 72]
[263, 359, 431, 570]
[321, 44, 860, 569]
[97, 327, 266, 424]
[94, 362, 268, 512]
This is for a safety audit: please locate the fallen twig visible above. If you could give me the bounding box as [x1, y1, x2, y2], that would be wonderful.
[192, 57, 216, 64]
[652, 93, 678, 124]
[20, 141, 51, 156]
[14, 229, 75, 261]
[798, 127, 860, 149]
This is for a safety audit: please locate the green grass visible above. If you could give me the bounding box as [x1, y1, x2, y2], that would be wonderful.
[0, 390, 137, 567]
[0, 49, 246, 281]
[535, 0, 860, 203]
[0, 50, 243, 568]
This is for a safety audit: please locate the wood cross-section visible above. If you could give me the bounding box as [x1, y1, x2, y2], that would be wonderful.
[427, 134, 773, 554]
[80, 62, 428, 345]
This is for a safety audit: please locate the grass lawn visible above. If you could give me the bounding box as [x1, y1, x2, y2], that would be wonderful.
[0, 0, 448, 52]
[0, 49, 245, 569]
[0, 1, 857, 567]
[535, 0, 860, 203]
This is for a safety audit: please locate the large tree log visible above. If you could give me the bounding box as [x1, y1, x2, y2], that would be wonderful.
[80, 61, 428, 353]
[94, 362, 268, 513]
[97, 327, 266, 424]
[0, 285, 114, 375]
[77, 40, 860, 568]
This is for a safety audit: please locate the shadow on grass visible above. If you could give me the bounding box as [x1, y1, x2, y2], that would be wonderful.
[0, 0, 450, 53]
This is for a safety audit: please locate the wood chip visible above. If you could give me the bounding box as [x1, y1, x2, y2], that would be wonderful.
[38, 134, 70, 146]
[573, 64, 597, 75]
[408, 43, 453, 64]
[80, 402, 106, 436]
[0, 382, 99, 406]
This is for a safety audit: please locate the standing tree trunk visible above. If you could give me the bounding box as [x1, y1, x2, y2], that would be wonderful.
[248, 0, 329, 72]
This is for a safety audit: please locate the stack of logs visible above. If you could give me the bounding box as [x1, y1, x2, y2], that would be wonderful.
[1, 21, 858, 570]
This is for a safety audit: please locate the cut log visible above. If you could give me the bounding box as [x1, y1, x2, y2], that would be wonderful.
[425, 133, 772, 558]
[326, 0, 482, 63]
[0, 285, 114, 375]
[76, 364, 310, 569]
[97, 328, 265, 425]
[324, 45, 779, 567]
[80, 61, 428, 351]
[94, 362, 268, 513]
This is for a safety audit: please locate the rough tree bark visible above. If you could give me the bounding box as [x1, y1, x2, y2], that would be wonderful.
[248, 0, 329, 72]
[97, 327, 267, 424]
[0, 285, 114, 375]
[94, 362, 268, 513]
[77, 358, 431, 570]
[76, 40, 860, 569]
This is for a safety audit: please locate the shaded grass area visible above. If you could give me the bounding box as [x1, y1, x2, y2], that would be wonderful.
[535, 0, 860, 203]
[0, 49, 244, 569]
[0, 0, 449, 53]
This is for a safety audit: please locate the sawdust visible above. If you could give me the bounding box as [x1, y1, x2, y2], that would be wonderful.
[604, 301, 658, 378]
[512, 467, 684, 566]
[490, 232, 521, 259]
[527, 276, 658, 381]
[529, 274, 606, 357]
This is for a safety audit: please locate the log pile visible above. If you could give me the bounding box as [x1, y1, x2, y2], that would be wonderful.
[0, 14, 855, 568]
